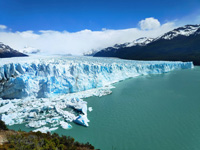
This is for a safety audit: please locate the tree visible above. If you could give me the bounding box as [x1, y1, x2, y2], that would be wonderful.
[0, 120, 8, 130]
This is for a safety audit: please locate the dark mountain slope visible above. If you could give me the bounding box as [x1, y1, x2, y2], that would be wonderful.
[0, 42, 28, 58]
[94, 25, 200, 65]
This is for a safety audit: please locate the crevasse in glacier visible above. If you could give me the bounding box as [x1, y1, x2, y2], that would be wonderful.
[0, 56, 194, 132]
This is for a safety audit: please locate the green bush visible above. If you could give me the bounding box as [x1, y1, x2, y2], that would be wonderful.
[0, 120, 8, 130]
[0, 120, 95, 149]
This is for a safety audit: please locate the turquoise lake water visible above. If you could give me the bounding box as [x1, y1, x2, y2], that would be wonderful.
[9, 66, 200, 150]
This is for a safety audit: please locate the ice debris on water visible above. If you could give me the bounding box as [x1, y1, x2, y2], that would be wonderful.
[27, 120, 47, 128]
[88, 107, 93, 112]
[0, 56, 194, 133]
[60, 121, 72, 129]
[33, 126, 58, 133]
[74, 115, 90, 127]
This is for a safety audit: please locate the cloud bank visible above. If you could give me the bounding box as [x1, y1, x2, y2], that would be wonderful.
[0, 25, 7, 30]
[0, 18, 176, 55]
[139, 18, 161, 30]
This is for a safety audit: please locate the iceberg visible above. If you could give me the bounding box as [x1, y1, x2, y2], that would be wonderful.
[33, 126, 58, 133]
[27, 120, 47, 128]
[88, 107, 93, 112]
[0, 113, 24, 125]
[0, 56, 194, 130]
[74, 115, 90, 127]
[60, 121, 72, 129]
[0, 114, 15, 126]
[0, 101, 16, 113]
[28, 112, 37, 118]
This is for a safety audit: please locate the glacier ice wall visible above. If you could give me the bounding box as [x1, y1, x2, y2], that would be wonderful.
[0, 56, 194, 130]
[0, 56, 194, 99]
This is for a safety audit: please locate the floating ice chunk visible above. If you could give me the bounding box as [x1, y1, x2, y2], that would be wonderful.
[88, 107, 93, 112]
[60, 121, 72, 129]
[74, 115, 89, 127]
[27, 120, 47, 128]
[68, 98, 88, 115]
[49, 127, 58, 132]
[0, 112, 24, 126]
[55, 105, 76, 122]
[73, 103, 87, 115]
[80, 103, 87, 115]
[97, 89, 112, 97]
[0, 114, 15, 126]
[46, 117, 61, 124]
[33, 127, 49, 133]
[28, 112, 37, 118]
[33, 126, 58, 133]
[45, 117, 61, 127]
[0, 101, 16, 113]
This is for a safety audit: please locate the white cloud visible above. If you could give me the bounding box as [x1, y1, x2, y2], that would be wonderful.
[0, 18, 176, 55]
[139, 17, 161, 30]
[0, 25, 7, 30]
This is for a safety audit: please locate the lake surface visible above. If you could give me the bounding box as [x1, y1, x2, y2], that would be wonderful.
[9, 66, 200, 150]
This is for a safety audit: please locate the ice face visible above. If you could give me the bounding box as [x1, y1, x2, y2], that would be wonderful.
[0, 56, 193, 99]
[0, 56, 194, 131]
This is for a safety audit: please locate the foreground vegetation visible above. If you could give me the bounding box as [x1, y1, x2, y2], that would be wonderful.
[0, 120, 95, 150]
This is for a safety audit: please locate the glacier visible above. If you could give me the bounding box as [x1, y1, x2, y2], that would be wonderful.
[0, 56, 194, 132]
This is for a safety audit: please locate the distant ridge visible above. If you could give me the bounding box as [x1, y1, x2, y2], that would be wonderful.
[83, 37, 154, 56]
[0, 42, 28, 58]
[94, 24, 200, 65]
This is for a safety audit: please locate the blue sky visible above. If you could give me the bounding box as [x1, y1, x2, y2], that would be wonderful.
[0, 0, 200, 54]
[0, 0, 200, 32]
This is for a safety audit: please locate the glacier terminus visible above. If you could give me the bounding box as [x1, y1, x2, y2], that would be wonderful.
[0, 56, 194, 133]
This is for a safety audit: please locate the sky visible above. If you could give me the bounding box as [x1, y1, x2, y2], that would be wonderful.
[0, 0, 200, 55]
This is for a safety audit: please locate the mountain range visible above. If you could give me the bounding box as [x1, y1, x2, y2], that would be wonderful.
[93, 24, 200, 65]
[0, 42, 28, 58]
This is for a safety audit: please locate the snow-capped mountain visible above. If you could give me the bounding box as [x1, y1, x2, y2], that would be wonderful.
[110, 37, 154, 49]
[0, 42, 28, 58]
[21, 46, 41, 54]
[155, 24, 200, 40]
[94, 24, 200, 65]
[121, 37, 154, 47]
[83, 37, 154, 56]
[83, 49, 100, 56]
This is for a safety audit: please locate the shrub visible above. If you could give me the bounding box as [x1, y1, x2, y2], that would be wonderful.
[0, 120, 8, 130]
